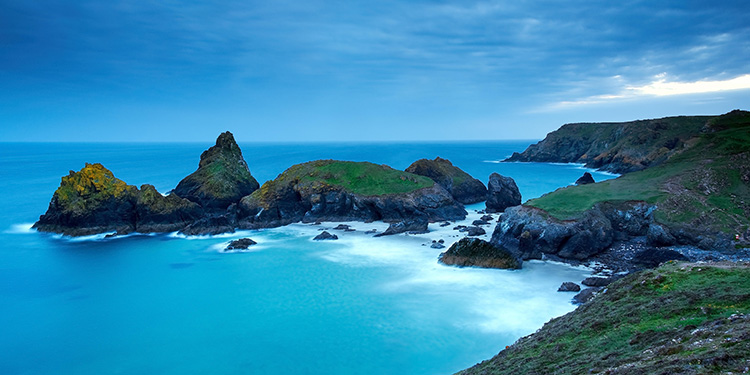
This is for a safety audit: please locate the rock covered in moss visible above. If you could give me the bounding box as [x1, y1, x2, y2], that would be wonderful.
[174, 131, 259, 210]
[34, 163, 140, 236]
[485, 173, 521, 213]
[34, 164, 202, 236]
[235, 160, 466, 229]
[439, 237, 521, 269]
[405, 157, 487, 204]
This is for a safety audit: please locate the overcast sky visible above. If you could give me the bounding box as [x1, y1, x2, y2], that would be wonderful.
[1, 0, 749, 142]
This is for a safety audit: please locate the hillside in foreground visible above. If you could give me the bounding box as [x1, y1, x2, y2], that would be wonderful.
[456, 261, 750, 375]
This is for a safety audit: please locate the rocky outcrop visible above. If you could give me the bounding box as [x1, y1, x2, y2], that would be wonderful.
[173, 131, 259, 210]
[313, 231, 338, 240]
[235, 160, 466, 231]
[575, 172, 595, 185]
[503, 115, 712, 174]
[439, 237, 521, 269]
[557, 282, 580, 292]
[485, 173, 521, 213]
[375, 218, 428, 236]
[405, 157, 487, 204]
[225, 238, 257, 251]
[33, 163, 200, 236]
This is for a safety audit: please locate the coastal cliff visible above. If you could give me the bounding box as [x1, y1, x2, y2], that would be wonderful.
[504, 115, 712, 174]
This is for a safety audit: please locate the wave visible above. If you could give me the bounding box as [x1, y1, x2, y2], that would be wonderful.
[4, 223, 35, 234]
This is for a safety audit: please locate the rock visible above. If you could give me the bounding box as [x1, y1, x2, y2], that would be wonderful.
[180, 215, 235, 236]
[466, 226, 486, 236]
[632, 248, 689, 268]
[439, 221, 451, 227]
[491, 206, 572, 260]
[485, 173, 522, 213]
[581, 277, 612, 287]
[453, 225, 467, 231]
[375, 218, 428, 237]
[481, 214, 494, 222]
[573, 287, 601, 304]
[237, 160, 466, 228]
[472, 219, 490, 226]
[558, 282, 581, 292]
[646, 224, 677, 246]
[405, 157, 488, 204]
[173, 131, 260, 210]
[313, 231, 338, 241]
[364, 229, 378, 234]
[431, 242, 445, 249]
[135, 184, 203, 233]
[439, 237, 521, 269]
[225, 238, 257, 250]
[333, 224, 351, 230]
[575, 172, 595, 185]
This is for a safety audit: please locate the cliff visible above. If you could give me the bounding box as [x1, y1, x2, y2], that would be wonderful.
[456, 261, 750, 375]
[504, 115, 712, 174]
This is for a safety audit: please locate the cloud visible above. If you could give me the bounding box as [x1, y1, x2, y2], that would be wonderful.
[547, 73, 750, 109]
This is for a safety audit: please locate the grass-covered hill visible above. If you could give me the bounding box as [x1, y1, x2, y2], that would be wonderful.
[526, 110, 750, 242]
[505, 115, 713, 173]
[457, 261, 750, 375]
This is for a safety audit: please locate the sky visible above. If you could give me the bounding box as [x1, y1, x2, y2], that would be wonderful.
[1, 0, 749, 142]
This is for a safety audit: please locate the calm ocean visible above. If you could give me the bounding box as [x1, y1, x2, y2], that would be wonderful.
[0, 141, 614, 375]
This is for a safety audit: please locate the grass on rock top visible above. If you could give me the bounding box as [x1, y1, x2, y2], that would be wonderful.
[255, 160, 435, 198]
[457, 261, 750, 375]
[526, 110, 750, 234]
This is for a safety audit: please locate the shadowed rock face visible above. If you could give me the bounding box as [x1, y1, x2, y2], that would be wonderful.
[575, 172, 595, 185]
[174, 131, 259, 210]
[34, 164, 201, 236]
[485, 173, 521, 213]
[439, 237, 521, 269]
[405, 157, 487, 204]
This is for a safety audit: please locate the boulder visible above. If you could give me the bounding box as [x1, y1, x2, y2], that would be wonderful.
[225, 238, 257, 250]
[575, 172, 595, 185]
[375, 218, 429, 237]
[466, 226, 486, 236]
[573, 287, 601, 304]
[485, 173, 522, 213]
[472, 219, 490, 226]
[313, 231, 338, 240]
[646, 224, 677, 246]
[173, 131, 260, 210]
[439, 237, 521, 269]
[405, 157, 488, 204]
[581, 277, 613, 287]
[558, 282, 581, 292]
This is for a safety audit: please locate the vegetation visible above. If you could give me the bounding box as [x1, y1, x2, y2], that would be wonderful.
[251, 160, 435, 202]
[53, 163, 136, 211]
[457, 261, 750, 375]
[526, 110, 750, 236]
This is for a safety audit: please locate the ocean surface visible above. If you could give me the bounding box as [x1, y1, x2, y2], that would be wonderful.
[0, 141, 616, 375]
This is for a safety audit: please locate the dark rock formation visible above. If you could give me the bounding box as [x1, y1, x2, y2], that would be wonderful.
[313, 231, 338, 240]
[572, 287, 601, 304]
[632, 248, 689, 268]
[430, 240, 445, 249]
[485, 173, 522, 213]
[173, 131, 260, 210]
[646, 224, 677, 246]
[558, 282, 581, 292]
[472, 219, 490, 226]
[225, 238, 257, 251]
[581, 277, 613, 287]
[34, 163, 200, 236]
[405, 157, 487, 204]
[236, 160, 466, 231]
[375, 218, 429, 237]
[575, 172, 595, 185]
[503, 115, 712, 174]
[466, 226, 486, 236]
[439, 238, 521, 269]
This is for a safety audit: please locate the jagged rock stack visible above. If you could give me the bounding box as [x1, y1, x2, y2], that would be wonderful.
[485, 172, 522, 213]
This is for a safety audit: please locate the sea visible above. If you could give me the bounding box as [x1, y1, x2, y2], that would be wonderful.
[0, 141, 616, 375]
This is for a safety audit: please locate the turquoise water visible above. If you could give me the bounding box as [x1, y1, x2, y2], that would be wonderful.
[0, 142, 613, 375]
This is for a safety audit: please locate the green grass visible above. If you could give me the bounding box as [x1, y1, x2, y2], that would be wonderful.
[457, 262, 750, 375]
[525, 110, 750, 234]
[253, 160, 435, 201]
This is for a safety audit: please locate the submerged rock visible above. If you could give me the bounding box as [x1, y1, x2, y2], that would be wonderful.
[405, 157, 488, 204]
[313, 231, 338, 241]
[439, 237, 521, 269]
[558, 282, 581, 292]
[575, 172, 595, 185]
[485, 173, 522, 213]
[173, 131, 260, 210]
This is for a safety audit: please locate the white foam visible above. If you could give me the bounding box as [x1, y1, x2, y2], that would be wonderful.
[5, 223, 35, 234]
